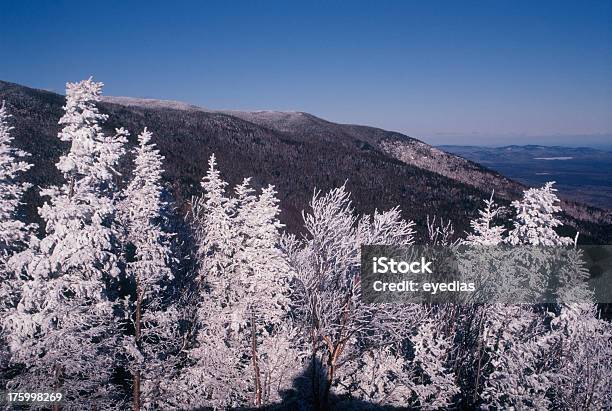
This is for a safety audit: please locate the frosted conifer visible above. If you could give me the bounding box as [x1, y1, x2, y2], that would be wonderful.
[0, 101, 34, 391]
[119, 128, 181, 410]
[176, 160, 298, 408]
[465, 191, 505, 245]
[507, 182, 572, 246]
[4, 79, 127, 409]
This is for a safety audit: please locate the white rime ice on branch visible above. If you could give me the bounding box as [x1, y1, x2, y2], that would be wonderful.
[176, 154, 240, 408]
[411, 318, 460, 408]
[175, 155, 298, 409]
[547, 246, 612, 407]
[549, 301, 612, 408]
[336, 315, 459, 409]
[0, 101, 34, 390]
[4, 79, 127, 409]
[282, 185, 457, 408]
[119, 128, 180, 410]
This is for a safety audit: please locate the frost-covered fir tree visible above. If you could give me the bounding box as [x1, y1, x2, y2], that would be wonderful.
[232, 181, 297, 406]
[460, 190, 553, 407]
[507, 182, 573, 246]
[119, 129, 181, 411]
[4, 79, 128, 409]
[411, 318, 460, 408]
[465, 191, 505, 245]
[549, 299, 612, 408]
[0, 101, 34, 391]
[480, 182, 611, 409]
[452, 195, 504, 406]
[0, 101, 33, 312]
[176, 157, 297, 409]
[0, 101, 32, 266]
[192, 154, 236, 286]
[474, 309, 548, 410]
[175, 154, 239, 407]
[480, 304, 556, 409]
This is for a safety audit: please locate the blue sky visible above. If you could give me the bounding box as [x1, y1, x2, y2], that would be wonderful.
[1, 0, 611, 147]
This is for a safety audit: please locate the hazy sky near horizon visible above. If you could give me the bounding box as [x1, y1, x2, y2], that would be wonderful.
[1, 0, 611, 146]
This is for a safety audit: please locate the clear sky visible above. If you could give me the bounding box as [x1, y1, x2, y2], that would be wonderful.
[1, 0, 611, 147]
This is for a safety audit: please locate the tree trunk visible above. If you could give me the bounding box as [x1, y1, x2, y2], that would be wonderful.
[132, 288, 143, 411]
[132, 373, 141, 411]
[311, 331, 320, 411]
[68, 175, 75, 199]
[323, 354, 335, 404]
[472, 308, 486, 405]
[52, 364, 62, 411]
[251, 311, 262, 407]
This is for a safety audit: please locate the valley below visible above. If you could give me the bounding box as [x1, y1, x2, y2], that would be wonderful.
[440, 145, 612, 210]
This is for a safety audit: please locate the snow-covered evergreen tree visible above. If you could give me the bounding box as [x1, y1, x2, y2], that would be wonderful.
[335, 344, 415, 407]
[411, 319, 460, 408]
[542, 247, 612, 408]
[549, 300, 612, 408]
[233, 182, 298, 406]
[4, 78, 127, 409]
[479, 182, 611, 408]
[175, 157, 298, 408]
[480, 304, 556, 409]
[465, 191, 505, 245]
[119, 128, 181, 410]
[192, 154, 237, 286]
[507, 182, 573, 246]
[0, 101, 33, 265]
[463, 189, 554, 407]
[174, 154, 240, 408]
[0, 101, 34, 391]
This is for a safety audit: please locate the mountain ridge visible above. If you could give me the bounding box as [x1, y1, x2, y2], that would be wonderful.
[2, 80, 610, 242]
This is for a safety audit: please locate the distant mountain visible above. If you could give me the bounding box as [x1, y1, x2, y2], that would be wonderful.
[100, 96, 206, 112]
[441, 145, 612, 210]
[2, 80, 610, 242]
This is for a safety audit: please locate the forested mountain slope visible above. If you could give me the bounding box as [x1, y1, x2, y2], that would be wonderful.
[222, 108, 612, 228]
[102, 94, 612, 232]
[1, 80, 610, 242]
